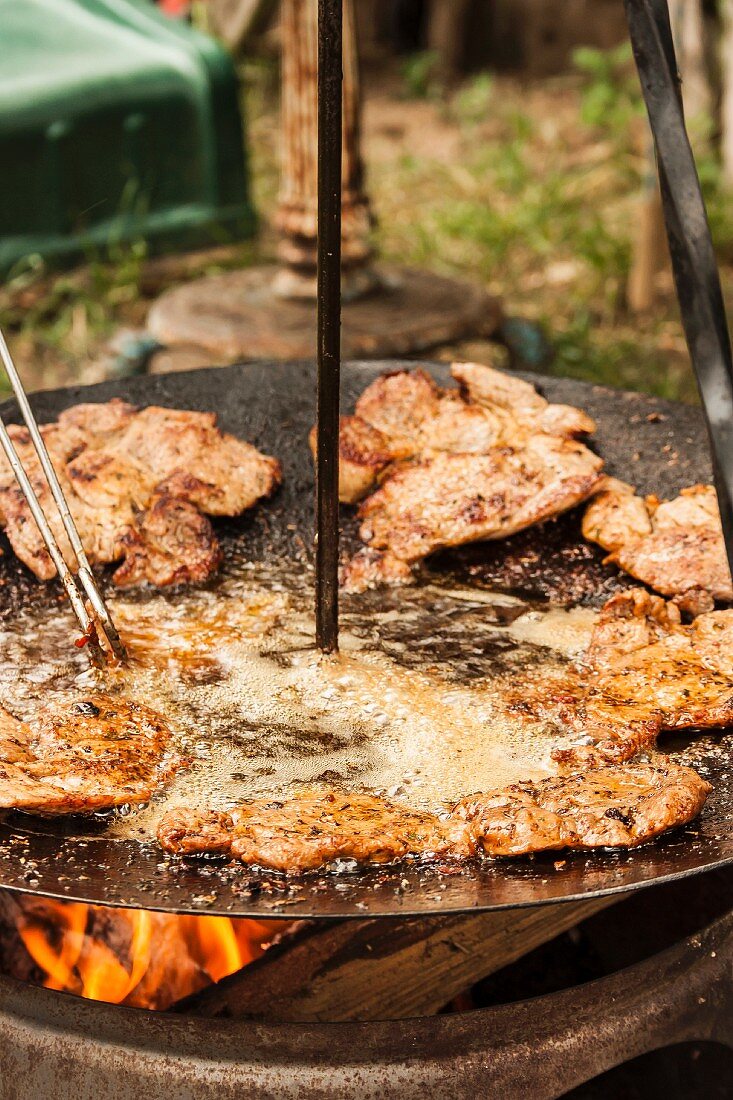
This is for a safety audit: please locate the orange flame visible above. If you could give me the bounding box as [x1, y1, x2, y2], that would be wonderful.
[16, 901, 286, 1010]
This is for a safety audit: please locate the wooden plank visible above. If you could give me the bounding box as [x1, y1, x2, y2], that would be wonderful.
[186, 896, 616, 1022]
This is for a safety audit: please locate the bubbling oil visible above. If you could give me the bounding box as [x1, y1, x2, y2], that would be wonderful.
[0, 560, 596, 841]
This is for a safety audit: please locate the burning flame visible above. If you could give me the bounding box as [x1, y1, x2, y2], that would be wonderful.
[14, 899, 286, 1010]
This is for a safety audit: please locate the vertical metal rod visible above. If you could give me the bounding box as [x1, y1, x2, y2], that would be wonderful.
[315, 0, 342, 653]
[625, 0, 733, 577]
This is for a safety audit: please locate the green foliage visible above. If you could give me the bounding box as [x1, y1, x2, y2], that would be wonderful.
[573, 42, 644, 139]
[451, 73, 495, 126]
[0, 240, 147, 348]
[400, 51, 441, 100]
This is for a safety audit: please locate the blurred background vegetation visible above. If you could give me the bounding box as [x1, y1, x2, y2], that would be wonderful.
[3, 0, 733, 403]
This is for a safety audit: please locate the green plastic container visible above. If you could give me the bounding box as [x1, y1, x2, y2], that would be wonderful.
[0, 0, 255, 275]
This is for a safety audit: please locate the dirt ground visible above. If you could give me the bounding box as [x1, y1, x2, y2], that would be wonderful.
[1, 58, 728, 401]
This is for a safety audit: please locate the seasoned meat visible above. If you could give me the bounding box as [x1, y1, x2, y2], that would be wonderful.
[113, 407, 281, 516]
[349, 440, 603, 587]
[417, 393, 506, 454]
[112, 491, 222, 588]
[158, 789, 471, 873]
[332, 366, 603, 587]
[552, 588, 733, 765]
[451, 361, 596, 438]
[0, 709, 31, 764]
[0, 696, 179, 814]
[454, 761, 709, 856]
[158, 760, 709, 873]
[582, 480, 732, 612]
[340, 547, 414, 591]
[327, 364, 597, 506]
[309, 417, 395, 504]
[0, 401, 280, 587]
[57, 398, 137, 443]
[354, 369, 442, 455]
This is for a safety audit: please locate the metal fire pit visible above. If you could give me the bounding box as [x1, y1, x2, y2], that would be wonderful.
[0, 904, 730, 1100]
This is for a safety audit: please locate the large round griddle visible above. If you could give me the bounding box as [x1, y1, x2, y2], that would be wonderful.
[0, 359, 730, 919]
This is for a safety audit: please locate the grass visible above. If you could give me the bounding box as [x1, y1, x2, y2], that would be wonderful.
[370, 46, 720, 402]
[4, 46, 733, 402]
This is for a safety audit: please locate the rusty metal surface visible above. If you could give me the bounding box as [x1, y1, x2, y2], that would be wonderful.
[0, 360, 729, 919]
[0, 905, 730, 1099]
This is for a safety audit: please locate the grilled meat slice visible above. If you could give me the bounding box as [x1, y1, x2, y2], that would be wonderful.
[454, 761, 709, 856]
[330, 364, 596, 505]
[354, 369, 442, 455]
[309, 417, 395, 504]
[416, 393, 506, 454]
[0, 709, 31, 764]
[0, 696, 179, 814]
[340, 547, 415, 591]
[335, 365, 603, 585]
[57, 398, 137, 444]
[158, 789, 472, 873]
[113, 407, 281, 516]
[582, 480, 732, 612]
[0, 400, 280, 587]
[351, 441, 603, 585]
[451, 361, 596, 438]
[112, 491, 222, 588]
[158, 759, 709, 873]
[0, 452, 136, 581]
[158, 808, 235, 855]
[553, 589, 733, 765]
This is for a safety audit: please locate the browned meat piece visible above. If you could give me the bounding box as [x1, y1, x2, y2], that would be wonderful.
[158, 789, 472, 873]
[112, 492, 222, 588]
[57, 398, 137, 444]
[416, 394, 505, 454]
[0, 709, 31, 764]
[340, 547, 415, 591]
[352, 440, 603, 581]
[309, 417, 395, 504]
[334, 365, 603, 585]
[0, 400, 280, 587]
[354, 369, 442, 455]
[113, 407, 281, 516]
[582, 480, 732, 612]
[451, 361, 596, 438]
[0, 458, 137, 582]
[67, 450, 152, 510]
[158, 760, 709, 873]
[552, 589, 733, 765]
[0, 696, 179, 814]
[454, 761, 709, 856]
[158, 808, 235, 855]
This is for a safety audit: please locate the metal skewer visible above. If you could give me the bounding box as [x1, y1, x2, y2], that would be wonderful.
[0, 328, 126, 666]
[315, 0, 343, 654]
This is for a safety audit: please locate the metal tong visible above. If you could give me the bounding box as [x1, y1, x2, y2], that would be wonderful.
[0, 328, 125, 667]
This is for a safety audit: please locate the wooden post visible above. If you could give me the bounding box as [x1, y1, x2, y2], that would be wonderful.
[669, 0, 712, 130]
[426, 0, 471, 84]
[274, 0, 374, 300]
[627, 129, 666, 314]
[723, 1, 733, 187]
